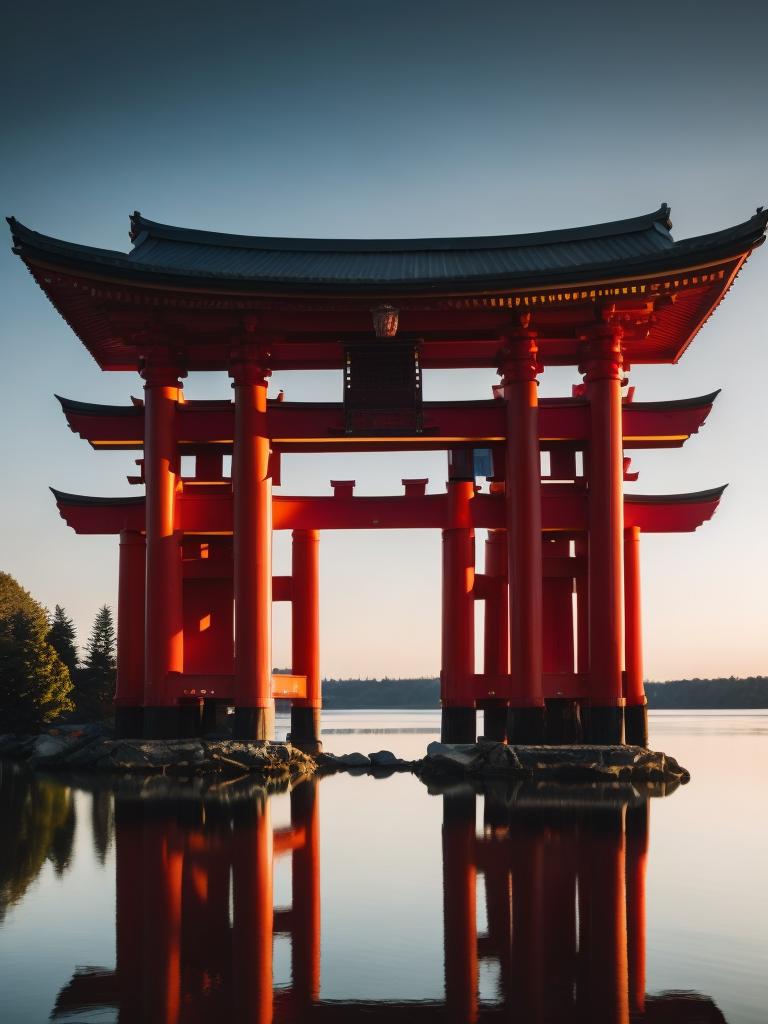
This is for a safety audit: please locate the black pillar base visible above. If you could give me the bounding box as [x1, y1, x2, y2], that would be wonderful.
[543, 698, 583, 744]
[507, 705, 546, 745]
[234, 706, 272, 744]
[200, 699, 218, 737]
[588, 705, 625, 745]
[482, 707, 508, 742]
[624, 704, 648, 748]
[178, 703, 202, 739]
[543, 698, 566, 744]
[114, 706, 144, 740]
[441, 707, 476, 744]
[290, 707, 322, 753]
[143, 706, 180, 740]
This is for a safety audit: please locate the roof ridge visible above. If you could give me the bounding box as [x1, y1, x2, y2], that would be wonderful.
[128, 205, 674, 255]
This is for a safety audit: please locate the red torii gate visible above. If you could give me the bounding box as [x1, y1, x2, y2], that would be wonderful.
[50, 392, 723, 749]
[9, 204, 766, 746]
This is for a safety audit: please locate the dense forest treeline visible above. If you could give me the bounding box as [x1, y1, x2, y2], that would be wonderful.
[644, 677, 768, 709]
[318, 676, 768, 709]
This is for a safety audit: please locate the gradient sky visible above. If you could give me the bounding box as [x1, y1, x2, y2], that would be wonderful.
[1, 0, 766, 680]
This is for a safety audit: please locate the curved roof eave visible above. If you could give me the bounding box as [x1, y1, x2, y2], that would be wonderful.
[9, 209, 766, 296]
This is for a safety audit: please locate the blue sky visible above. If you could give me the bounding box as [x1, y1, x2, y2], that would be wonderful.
[1, 0, 766, 678]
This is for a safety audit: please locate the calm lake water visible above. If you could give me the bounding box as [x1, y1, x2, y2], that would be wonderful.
[1, 710, 766, 1023]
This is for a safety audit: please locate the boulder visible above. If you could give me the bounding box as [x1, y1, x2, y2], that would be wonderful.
[0, 734, 34, 757]
[424, 742, 482, 773]
[368, 750, 402, 765]
[30, 733, 86, 765]
[335, 752, 371, 766]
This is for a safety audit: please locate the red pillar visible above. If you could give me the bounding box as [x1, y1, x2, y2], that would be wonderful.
[115, 530, 146, 738]
[625, 800, 649, 1019]
[624, 526, 648, 747]
[442, 786, 478, 1024]
[482, 529, 509, 741]
[580, 319, 625, 744]
[291, 529, 322, 750]
[290, 777, 321, 1013]
[441, 479, 476, 743]
[230, 346, 273, 743]
[141, 360, 185, 739]
[499, 324, 545, 743]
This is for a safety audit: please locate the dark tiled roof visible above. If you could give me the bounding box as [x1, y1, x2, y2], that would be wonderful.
[624, 486, 727, 505]
[9, 206, 767, 293]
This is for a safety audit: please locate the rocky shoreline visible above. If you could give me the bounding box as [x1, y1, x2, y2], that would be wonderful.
[320, 740, 690, 785]
[0, 725, 315, 780]
[0, 728, 689, 785]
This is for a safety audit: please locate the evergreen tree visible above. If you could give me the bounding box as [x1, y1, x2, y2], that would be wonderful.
[0, 572, 74, 733]
[46, 605, 79, 675]
[71, 605, 117, 721]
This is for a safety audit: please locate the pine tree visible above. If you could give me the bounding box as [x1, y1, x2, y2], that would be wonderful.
[84, 605, 116, 676]
[72, 605, 117, 721]
[46, 606, 78, 675]
[0, 572, 74, 733]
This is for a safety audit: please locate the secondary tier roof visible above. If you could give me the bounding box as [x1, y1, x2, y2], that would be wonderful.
[8, 205, 767, 370]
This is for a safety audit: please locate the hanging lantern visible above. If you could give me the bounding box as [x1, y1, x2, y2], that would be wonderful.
[370, 304, 399, 338]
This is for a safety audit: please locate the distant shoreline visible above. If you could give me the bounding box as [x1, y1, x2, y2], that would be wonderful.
[309, 676, 768, 711]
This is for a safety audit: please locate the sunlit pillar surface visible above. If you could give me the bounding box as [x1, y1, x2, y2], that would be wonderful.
[230, 345, 274, 743]
[499, 324, 545, 744]
[141, 359, 185, 739]
[624, 525, 648, 747]
[291, 529, 322, 749]
[580, 318, 626, 744]
[482, 529, 509, 741]
[441, 479, 476, 743]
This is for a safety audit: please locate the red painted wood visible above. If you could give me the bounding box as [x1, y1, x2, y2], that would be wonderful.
[624, 526, 645, 707]
[54, 487, 724, 536]
[501, 331, 544, 710]
[182, 577, 234, 676]
[482, 530, 509, 679]
[441, 481, 475, 707]
[143, 371, 184, 707]
[231, 371, 272, 711]
[61, 394, 716, 451]
[116, 530, 145, 707]
[291, 530, 321, 710]
[583, 330, 625, 706]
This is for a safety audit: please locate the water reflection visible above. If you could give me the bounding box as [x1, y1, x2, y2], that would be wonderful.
[0, 765, 76, 921]
[0, 764, 729, 1023]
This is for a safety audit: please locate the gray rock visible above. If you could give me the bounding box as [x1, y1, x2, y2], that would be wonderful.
[335, 752, 371, 766]
[483, 742, 524, 774]
[368, 750, 399, 765]
[0, 734, 34, 757]
[30, 734, 84, 764]
[424, 742, 482, 773]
